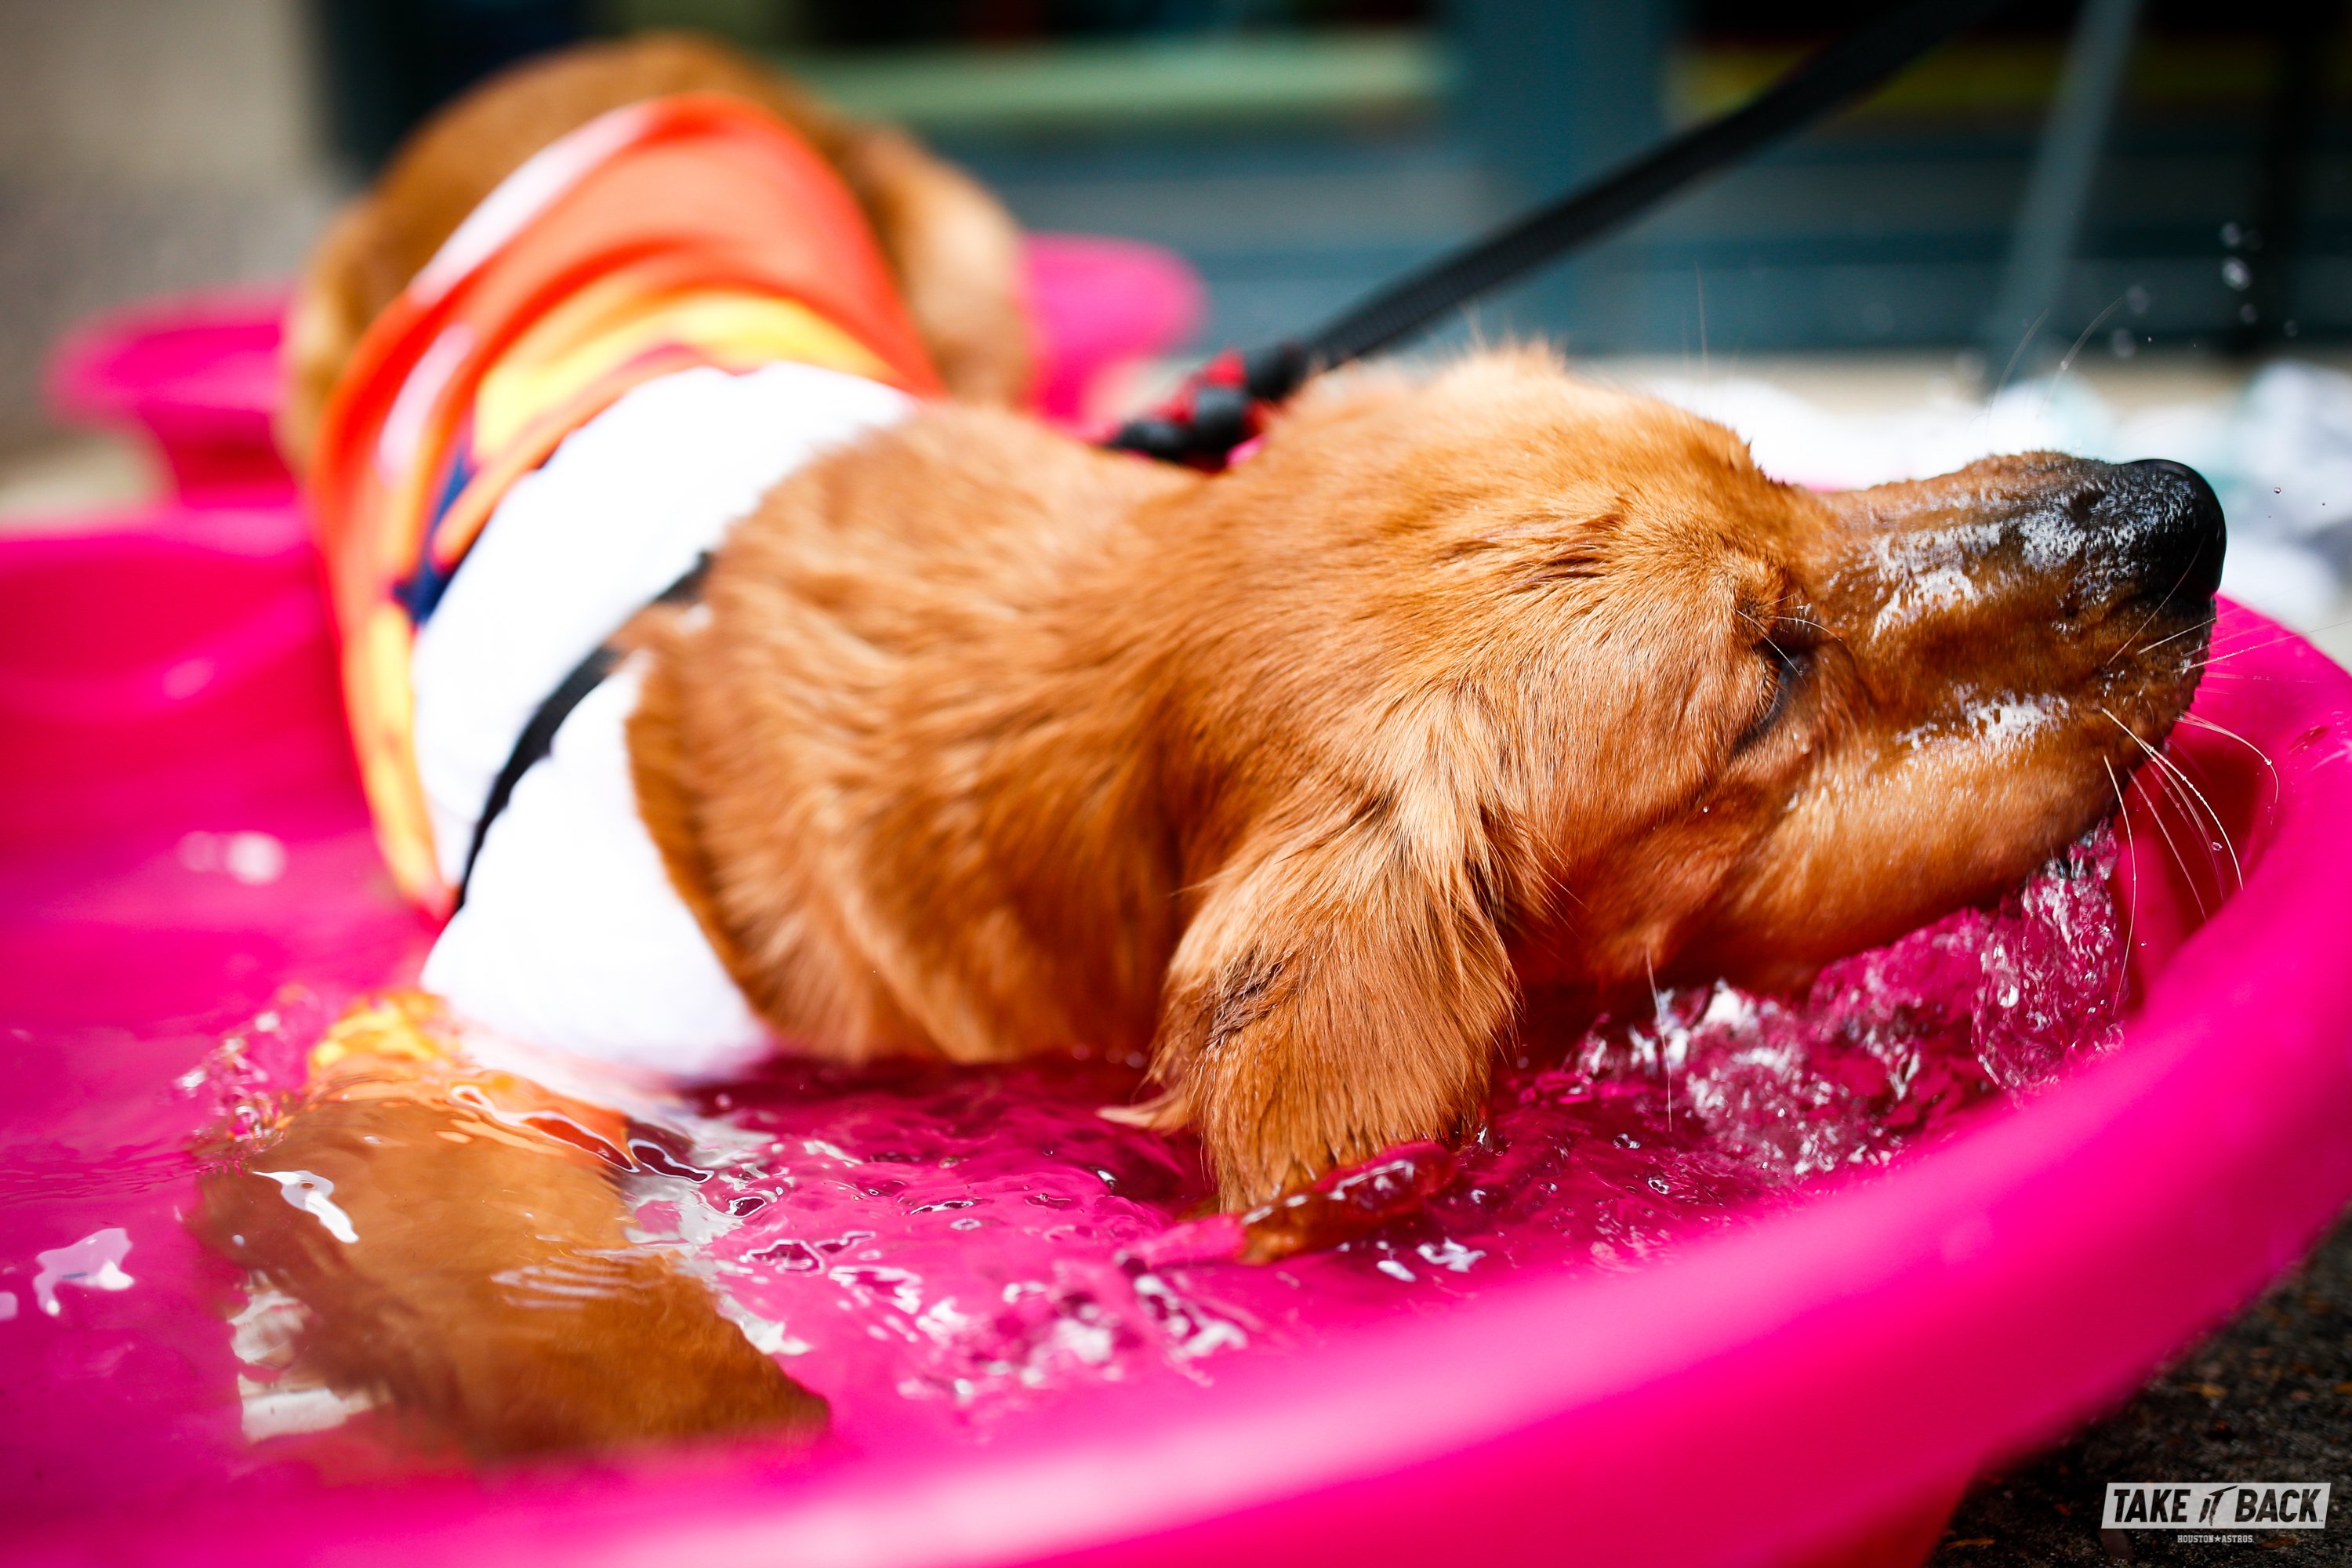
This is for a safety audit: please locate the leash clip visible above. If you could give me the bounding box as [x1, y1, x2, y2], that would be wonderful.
[1105, 341, 1311, 470]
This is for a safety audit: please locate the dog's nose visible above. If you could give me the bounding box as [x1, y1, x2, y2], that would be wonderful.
[2109, 457, 2227, 602]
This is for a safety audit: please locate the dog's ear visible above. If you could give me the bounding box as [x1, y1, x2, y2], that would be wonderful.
[1134, 802, 1515, 1209]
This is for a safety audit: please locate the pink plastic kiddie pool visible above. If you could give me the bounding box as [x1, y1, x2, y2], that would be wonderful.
[5, 267, 2351, 1568]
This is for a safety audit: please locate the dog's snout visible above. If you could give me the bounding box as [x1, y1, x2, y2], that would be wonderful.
[2107, 457, 2227, 603]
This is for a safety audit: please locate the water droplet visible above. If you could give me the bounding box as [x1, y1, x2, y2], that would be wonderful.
[224, 833, 286, 885]
[256, 1170, 358, 1243]
[32, 1229, 136, 1316]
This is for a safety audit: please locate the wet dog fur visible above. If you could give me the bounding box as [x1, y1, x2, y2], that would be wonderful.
[205, 33, 2220, 1457]
[628, 356, 2219, 1207]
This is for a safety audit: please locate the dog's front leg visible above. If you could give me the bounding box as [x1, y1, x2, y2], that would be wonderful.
[1136, 809, 1517, 1210]
[197, 1067, 823, 1459]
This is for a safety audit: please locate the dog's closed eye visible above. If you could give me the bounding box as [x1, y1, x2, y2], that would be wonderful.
[1739, 617, 1821, 750]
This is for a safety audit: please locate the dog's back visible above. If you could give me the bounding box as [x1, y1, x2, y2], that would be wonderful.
[632, 401, 1201, 1065]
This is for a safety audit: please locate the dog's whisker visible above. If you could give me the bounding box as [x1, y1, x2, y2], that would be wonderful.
[2154, 750, 2235, 892]
[2101, 757, 2139, 1011]
[2118, 721, 2223, 890]
[2039, 292, 2133, 423]
[2136, 750, 2208, 876]
[2103, 712, 2207, 918]
[1989, 307, 2051, 405]
[2101, 556, 2204, 671]
[2176, 713, 2281, 795]
[2144, 777, 2209, 921]
[2114, 614, 2211, 667]
[2181, 615, 2352, 677]
[2147, 740, 2245, 892]
[2188, 630, 2302, 666]
[2107, 705, 2230, 902]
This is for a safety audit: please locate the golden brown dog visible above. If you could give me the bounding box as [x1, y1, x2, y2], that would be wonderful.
[207, 32, 2222, 1458]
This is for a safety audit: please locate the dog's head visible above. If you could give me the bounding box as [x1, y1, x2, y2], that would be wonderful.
[1216, 350, 2221, 1000]
[1665, 444, 2223, 991]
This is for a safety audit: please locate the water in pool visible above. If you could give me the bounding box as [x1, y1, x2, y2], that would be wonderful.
[197, 829, 2126, 1454]
[5, 822, 2124, 1519]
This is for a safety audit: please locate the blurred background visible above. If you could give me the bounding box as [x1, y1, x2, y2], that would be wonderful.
[2, 0, 2349, 637]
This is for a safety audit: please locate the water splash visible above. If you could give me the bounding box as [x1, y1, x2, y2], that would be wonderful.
[31, 1229, 136, 1318]
[644, 829, 2128, 1435]
[254, 1170, 359, 1243]
[190, 830, 2128, 1447]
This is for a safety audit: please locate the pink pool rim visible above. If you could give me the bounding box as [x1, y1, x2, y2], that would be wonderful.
[5, 511, 2350, 1559]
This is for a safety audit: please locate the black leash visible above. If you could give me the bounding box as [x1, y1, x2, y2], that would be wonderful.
[1106, 0, 2011, 468]
[453, 552, 713, 909]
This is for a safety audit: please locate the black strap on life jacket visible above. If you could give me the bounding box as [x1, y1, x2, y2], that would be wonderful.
[453, 552, 713, 909]
[1104, 0, 2008, 470]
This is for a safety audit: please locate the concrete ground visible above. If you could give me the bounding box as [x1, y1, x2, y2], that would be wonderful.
[0, 430, 158, 525]
[1929, 1213, 2352, 1566]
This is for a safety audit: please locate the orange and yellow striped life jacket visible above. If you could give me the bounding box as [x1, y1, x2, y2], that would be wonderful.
[308, 93, 940, 915]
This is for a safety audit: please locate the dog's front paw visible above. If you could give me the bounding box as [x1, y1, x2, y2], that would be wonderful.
[1145, 811, 1516, 1209]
